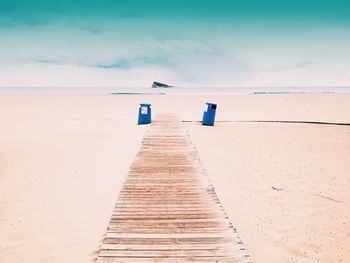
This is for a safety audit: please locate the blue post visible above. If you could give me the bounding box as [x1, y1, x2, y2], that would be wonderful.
[138, 103, 152, 125]
[202, 102, 217, 126]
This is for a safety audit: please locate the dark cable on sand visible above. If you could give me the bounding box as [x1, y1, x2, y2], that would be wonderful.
[182, 120, 350, 126]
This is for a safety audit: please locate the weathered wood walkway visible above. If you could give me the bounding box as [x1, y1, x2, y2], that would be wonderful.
[96, 114, 252, 263]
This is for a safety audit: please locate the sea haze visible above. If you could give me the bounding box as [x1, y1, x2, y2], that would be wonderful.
[0, 86, 349, 94]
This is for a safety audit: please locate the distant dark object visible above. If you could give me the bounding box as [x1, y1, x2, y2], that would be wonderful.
[152, 82, 173, 88]
[271, 186, 284, 191]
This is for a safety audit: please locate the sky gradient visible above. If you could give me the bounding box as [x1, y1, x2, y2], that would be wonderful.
[0, 0, 350, 87]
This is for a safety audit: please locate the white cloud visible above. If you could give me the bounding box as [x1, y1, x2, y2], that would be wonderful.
[0, 24, 350, 87]
[0, 63, 180, 87]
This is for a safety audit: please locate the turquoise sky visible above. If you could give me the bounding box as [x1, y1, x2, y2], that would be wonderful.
[0, 0, 349, 87]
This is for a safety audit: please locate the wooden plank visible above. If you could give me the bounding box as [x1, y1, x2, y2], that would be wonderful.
[97, 258, 248, 263]
[98, 249, 243, 257]
[96, 114, 251, 263]
[102, 237, 242, 245]
[101, 243, 240, 250]
[108, 219, 231, 227]
[106, 228, 234, 234]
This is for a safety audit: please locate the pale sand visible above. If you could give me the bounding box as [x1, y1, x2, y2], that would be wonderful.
[0, 93, 349, 263]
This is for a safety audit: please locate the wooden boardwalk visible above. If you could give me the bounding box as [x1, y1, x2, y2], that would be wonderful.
[96, 114, 252, 263]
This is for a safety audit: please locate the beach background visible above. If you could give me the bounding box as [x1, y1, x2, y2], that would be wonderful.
[1, 0, 350, 262]
[0, 91, 349, 263]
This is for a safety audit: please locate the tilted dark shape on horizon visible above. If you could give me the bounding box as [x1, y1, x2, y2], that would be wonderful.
[151, 82, 173, 88]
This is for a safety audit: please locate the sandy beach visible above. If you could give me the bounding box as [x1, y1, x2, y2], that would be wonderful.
[0, 93, 349, 263]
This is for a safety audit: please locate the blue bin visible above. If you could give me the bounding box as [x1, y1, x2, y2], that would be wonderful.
[138, 103, 152, 125]
[202, 102, 217, 126]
